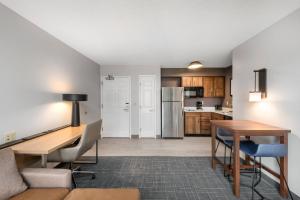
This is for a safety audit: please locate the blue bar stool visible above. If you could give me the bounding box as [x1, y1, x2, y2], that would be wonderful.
[239, 142, 294, 200]
[216, 128, 252, 177]
[215, 128, 234, 177]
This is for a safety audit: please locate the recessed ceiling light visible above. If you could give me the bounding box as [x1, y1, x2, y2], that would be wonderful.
[187, 61, 203, 69]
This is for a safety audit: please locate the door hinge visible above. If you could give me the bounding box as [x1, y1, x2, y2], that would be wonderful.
[101, 104, 103, 109]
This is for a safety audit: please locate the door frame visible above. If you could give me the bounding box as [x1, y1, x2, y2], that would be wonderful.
[138, 75, 157, 138]
[100, 75, 132, 138]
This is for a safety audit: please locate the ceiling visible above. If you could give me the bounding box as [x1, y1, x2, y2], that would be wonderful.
[1, 0, 300, 68]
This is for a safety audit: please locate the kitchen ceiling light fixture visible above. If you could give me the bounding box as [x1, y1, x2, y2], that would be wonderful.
[187, 61, 203, 69]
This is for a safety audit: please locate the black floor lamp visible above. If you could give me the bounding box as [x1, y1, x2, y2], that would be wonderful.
[62, 94, 88, 127]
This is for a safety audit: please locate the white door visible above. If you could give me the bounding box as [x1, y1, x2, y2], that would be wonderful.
[102, 76, 131, 137]
[139, 75, 156, 138]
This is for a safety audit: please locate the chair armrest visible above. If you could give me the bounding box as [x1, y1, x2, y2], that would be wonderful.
[21, 168, 72, 189]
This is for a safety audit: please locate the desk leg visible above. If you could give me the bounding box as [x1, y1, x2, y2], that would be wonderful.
[211, 125, 216, 170]
[280, 135, 288, 198]
[41, 154, 47, 168]
[233, 133, 240, 197]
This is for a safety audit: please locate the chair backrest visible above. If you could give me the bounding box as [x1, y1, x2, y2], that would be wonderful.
[217, 128, 233, 138]
[76, 119, 101, 157]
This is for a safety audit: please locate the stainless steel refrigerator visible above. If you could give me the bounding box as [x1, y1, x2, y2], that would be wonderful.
[161, 87, 184, 138]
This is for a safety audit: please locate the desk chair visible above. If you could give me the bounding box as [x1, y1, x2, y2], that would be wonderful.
[239, 142, 294, 200]
[48, 119, 101, 187]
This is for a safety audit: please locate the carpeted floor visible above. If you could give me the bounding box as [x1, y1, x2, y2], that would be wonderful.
[74, 157, 298, 200]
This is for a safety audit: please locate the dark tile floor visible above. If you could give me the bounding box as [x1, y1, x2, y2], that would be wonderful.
[75, 157, 299, 200]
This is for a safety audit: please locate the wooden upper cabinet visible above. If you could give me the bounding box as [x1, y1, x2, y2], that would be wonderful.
[182, 76, 224, 97]
[203, 77, 214, 97]
[214, 77, 225, 97]
[182, 76, 203, 87]
[181, 77, 193, 87]
[192, 77, 203, 87]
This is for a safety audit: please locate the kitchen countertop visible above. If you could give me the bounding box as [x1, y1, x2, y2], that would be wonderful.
[184, 107, 233, 117]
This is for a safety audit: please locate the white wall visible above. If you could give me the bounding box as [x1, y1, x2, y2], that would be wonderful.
[233, 8, 300, 195]
[0, 4, 101, 144]
[100, 65, 161, 136]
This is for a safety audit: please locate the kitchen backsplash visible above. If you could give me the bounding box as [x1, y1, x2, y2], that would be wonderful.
[184, 97, 223, 107]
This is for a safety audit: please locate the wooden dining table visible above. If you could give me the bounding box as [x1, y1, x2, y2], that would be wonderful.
[210, 120, 290, 198]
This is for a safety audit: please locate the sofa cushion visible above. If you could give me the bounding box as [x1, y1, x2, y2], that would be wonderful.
[9, 188, 70, 200]
[0, 148, 27, 200]
[64, 188, 140, 200]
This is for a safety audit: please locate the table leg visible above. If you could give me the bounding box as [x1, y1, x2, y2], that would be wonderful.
[245, 136, 251, 165]
[211, 125, 216, 170]
[280, 134, 288, 198]
[41, 154, 48, 168]
[233, 133, 240, 197]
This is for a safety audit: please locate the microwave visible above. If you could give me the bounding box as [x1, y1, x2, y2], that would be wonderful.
[184, 87, 204, 98]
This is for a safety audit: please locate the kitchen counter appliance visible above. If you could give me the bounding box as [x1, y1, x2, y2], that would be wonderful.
[161, 87, 184, 138]
[196, 101, 203, 109]
[215, 104, 222, 110]
[184, 87, 204, 98]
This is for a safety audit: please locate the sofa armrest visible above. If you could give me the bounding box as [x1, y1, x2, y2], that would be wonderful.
[21, 168, 72, 189]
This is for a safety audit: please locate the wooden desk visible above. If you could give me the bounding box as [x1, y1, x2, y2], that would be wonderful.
[210, 120, 290, 198]
[11, 125, 86, 167]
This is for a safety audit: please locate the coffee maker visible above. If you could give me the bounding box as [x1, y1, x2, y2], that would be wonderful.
[196, 101, 203, 110]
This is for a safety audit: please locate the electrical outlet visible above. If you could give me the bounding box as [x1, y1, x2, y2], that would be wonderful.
[3, 132, 16, 143]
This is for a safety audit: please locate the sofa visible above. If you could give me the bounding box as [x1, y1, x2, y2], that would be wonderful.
[0, 148, 140, 200]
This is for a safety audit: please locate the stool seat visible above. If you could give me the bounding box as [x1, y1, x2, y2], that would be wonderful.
[238, 142, 292, 200]
[223, 139, 255, 147]
[240, 142, 288, 157]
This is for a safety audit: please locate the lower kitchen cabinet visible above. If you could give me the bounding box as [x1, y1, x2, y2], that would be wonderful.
[184, 112, 212, 135]
[200, 112, 211, 134]
[185, 113, 201, 135]
[212, 113, 225, 120]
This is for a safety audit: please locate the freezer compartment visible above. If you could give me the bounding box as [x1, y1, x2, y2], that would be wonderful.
[162, 101, 184, 138]
[162, 87, 184, 102]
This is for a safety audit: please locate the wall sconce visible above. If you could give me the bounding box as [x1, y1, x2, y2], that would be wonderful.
[249, 68, 267, 102]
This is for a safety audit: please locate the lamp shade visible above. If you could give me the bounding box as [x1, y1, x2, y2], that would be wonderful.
[249, 91, 261, 102]
[62, 94, 88, 101]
